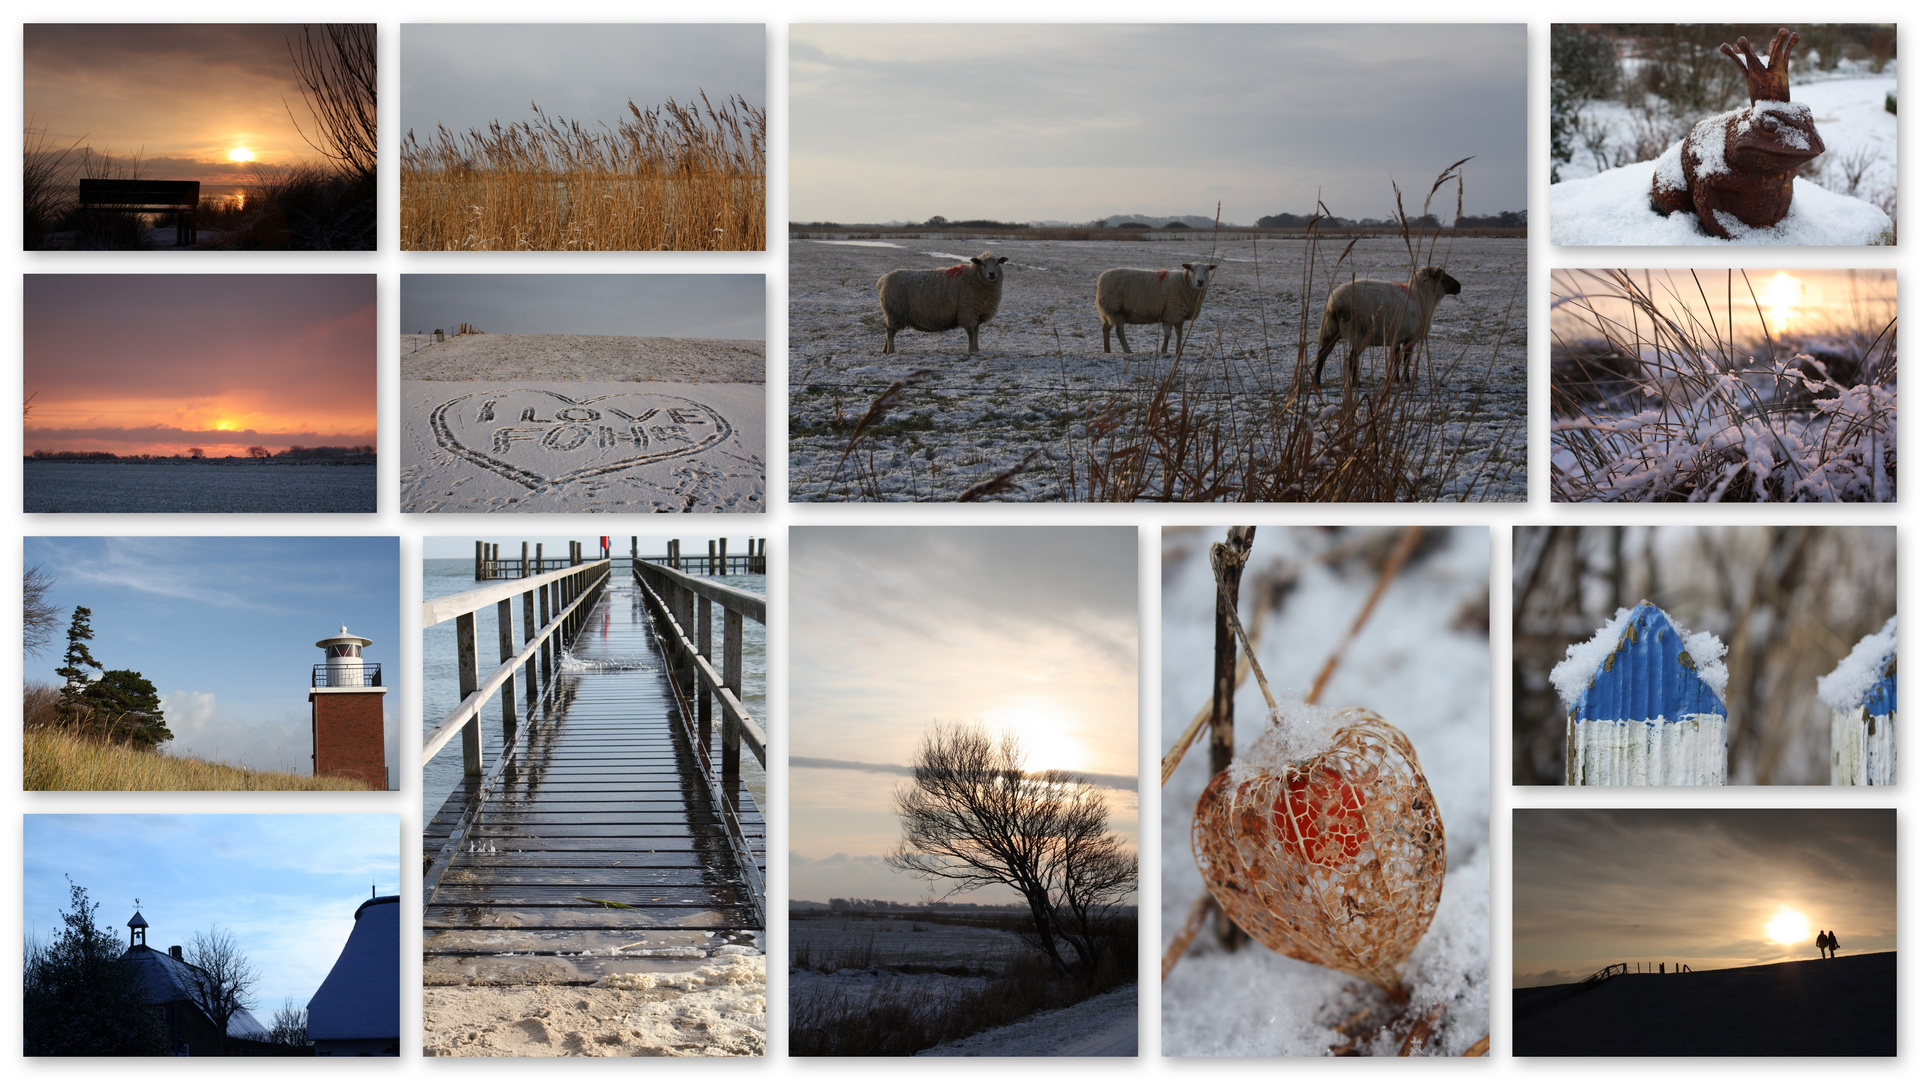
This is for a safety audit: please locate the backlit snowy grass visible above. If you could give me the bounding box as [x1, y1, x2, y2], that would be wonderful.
[789, 915, 1025, 971]
[1161, 527, 1489, 1056]
[788, 237, 1525, 501]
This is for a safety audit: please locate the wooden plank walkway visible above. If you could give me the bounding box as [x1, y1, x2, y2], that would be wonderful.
[424, 576, 764, 985]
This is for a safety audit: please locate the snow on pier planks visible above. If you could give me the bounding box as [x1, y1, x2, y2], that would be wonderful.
[424, 576, 764, 985]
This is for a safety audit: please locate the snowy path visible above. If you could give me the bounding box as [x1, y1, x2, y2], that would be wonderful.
[916, 984, 1138, 1057]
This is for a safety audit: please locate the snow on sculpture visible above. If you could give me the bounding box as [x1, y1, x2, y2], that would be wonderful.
[1554, 601, 1729, 785]
[1650, 29, 1825, 240]
[1191, 707, 1444, 999]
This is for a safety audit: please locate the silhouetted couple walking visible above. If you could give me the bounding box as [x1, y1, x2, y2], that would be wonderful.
[1816, 930, 1841, 959]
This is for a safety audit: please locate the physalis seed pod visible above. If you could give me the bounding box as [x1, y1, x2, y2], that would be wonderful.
[1191, 708, 1445, 996]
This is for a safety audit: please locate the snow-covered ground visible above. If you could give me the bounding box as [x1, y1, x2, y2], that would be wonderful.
[917, 984, 1138, 1056]
[1161, 527, 1490, 1056]
[1553, 64, 1896, 245]
[788, 238, 1526, 501]
[788, 915, 1025, 1013]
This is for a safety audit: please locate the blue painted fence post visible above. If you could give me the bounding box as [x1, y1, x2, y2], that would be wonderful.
[1826, 623, 1896, 786]
[1566, 601, 1728, 785]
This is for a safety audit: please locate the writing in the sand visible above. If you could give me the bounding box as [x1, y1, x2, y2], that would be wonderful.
[477, 400, 714, 454]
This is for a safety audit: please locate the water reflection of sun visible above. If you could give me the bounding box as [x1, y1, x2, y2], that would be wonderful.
[1758, 272, 1804, 332]
[1765, 907, 1810, 945]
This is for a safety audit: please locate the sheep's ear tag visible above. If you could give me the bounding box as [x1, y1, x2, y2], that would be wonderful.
[1190, 711, 1445, 993]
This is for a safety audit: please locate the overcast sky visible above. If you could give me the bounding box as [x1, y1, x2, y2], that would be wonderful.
[26, 537, 400, 782]
[791, 23, 1525, 224]
[402, 276, 764, 340]
[24, 275, 376, 457]
[1513, 810, 1896, 988]
[26, 815, 398, 1012]
[26, 24, 348, 181]
[402, 24, 764, 136]
[790, 527, 1138, 905]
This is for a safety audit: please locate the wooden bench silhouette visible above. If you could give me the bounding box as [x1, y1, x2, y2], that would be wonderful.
[78, 179, 201, 246]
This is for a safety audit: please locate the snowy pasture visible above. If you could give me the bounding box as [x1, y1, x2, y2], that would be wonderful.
[788, 237, 1526, 502]
[1161, 527, 1490, 1056]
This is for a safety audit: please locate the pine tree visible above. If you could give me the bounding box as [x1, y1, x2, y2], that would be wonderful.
[83, 670, 173, 750]
[54, 606, 102, 725]
[23, 877, 170, 1055]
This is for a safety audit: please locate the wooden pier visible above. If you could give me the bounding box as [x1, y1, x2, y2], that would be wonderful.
[423, 556, 766, 984]
[475, 537, 767, 580]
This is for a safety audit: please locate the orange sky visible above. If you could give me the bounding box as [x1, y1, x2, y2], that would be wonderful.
[25, 24, 350, 182]
[24, 275, 376, 457]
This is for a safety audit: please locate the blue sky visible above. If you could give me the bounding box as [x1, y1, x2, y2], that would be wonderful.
[24, 537, 400, 779]
[24, 815, 400, 1013]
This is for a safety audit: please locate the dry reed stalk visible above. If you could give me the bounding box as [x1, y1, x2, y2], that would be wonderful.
[827, 369, 935, 499]
[956, 450, 1039, 501]
[401, 92, 766, 251]
[25, 726, 369, 791]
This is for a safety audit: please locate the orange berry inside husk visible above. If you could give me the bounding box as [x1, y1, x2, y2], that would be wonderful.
[1274, 765, 1368, 867]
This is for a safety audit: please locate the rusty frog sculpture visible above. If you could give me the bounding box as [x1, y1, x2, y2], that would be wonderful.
[1650, 28, 1824, 239]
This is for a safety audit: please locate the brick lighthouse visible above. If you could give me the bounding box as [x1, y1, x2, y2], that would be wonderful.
[311, 625, 387, 789]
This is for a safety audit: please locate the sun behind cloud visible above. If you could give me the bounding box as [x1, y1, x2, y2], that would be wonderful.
[228, 146, 254, 162]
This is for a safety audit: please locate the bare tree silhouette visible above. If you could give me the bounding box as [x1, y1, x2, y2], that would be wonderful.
[284, 24, 376, 182]
[887, 721, 1136, 977]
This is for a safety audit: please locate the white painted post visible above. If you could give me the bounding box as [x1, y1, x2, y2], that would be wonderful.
[1562, 601, 1729, 785]
[1823, 617, 1896, 786]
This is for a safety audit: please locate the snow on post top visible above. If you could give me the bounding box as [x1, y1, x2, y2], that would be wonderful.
[1818, 614, 1896, 713]
[1227, 694, 1341, 786]
[1551, 601, 1729, 720]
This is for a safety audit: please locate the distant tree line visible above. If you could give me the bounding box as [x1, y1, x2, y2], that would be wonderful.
[28, 445, 375, 462]
[1256, 210, 1525, 230]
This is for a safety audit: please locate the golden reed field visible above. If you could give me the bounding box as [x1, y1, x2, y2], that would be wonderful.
[401, 93, 765, 251]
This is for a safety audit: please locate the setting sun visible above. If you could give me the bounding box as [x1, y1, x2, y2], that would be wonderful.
[1759, 271, 1804, 331]
[1765, 907, 1811, 944]
[227, 146, 254, 162]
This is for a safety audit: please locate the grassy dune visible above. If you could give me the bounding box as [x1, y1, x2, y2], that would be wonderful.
[24, 727, 369, 792]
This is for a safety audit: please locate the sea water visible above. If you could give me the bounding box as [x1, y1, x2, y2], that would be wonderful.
[421, 558, 768, 820]
[24, 462, 376, 513]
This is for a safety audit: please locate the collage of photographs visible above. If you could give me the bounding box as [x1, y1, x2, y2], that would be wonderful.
[1, 7, 1902, 1075]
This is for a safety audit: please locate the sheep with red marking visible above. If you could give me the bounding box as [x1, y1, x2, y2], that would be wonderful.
[1094, 263, 1218, 355]
[876, 252, 1009, 354]
[1312, 266, 1462, 388]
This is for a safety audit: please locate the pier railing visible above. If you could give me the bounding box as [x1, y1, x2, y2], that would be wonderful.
[631, 558, 767, 923]
[474, 537, 767, 579]
[422, 557, 611, 777]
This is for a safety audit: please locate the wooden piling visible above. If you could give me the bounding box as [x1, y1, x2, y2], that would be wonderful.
[1566, 601, 1727, 785]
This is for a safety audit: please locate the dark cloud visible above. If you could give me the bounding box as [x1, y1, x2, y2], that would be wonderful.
[402, 24, 765, 137]
[401, 275, 765, 340]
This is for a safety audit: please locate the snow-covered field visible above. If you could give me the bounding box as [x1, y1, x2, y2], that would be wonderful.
[1553, 64, 1896, 244]
[1161, 527, 1490, 1056]
[790, 915, 1026, 970]
[917, 984, 1138, 1057]
[788, 238, 1526, 501]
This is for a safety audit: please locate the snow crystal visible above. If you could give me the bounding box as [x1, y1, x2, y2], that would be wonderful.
[1817, 614, 1897, 712]
[1551, 159, 1893, 245]
[1549, 605, 1728, 709]
[1227, 694, 1342, 785]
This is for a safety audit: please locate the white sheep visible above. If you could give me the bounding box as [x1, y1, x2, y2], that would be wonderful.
[1094, 263, 1218, 355]
[876, 252, 1009, 354]
[1312, 266, 1462, 388]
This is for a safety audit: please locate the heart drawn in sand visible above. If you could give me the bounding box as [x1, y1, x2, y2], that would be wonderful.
[1191, 710, 1444, 994]
[430, 389, 733, 491]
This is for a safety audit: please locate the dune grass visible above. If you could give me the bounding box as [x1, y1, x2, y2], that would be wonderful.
[25, 727, 369, 791]
[400, 93, 765, 251]
[23, 686, 367, 792]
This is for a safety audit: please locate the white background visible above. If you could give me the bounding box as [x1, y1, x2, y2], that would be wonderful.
[2, 2, 1910, 1067]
